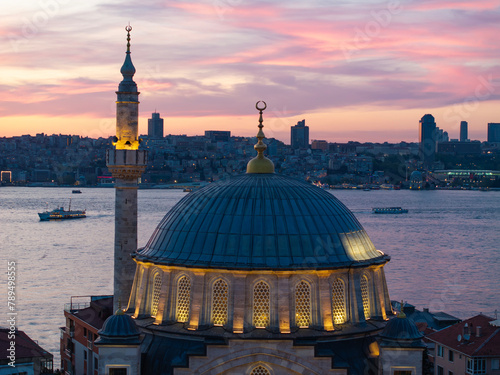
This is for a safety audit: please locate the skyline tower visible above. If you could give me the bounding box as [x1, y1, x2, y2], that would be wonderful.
[488, 123, 500, 143]
[460, 121, 468, 142]
[291, 119, 309, 149]
[419, 114, 436, 169]
[148, 112, 164, 139]
[106, 26, 147, 313]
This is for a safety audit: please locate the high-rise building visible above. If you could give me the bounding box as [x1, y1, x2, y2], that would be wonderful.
[291, 119, 309, 149]
[460, 121, 468, 142]
[148, 112, 164, 139]
[487, 123, 500, 142]
[419, 114, 436, 169]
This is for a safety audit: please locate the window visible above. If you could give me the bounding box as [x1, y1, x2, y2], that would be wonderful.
[83, 327, 87, 337]
[437, 366, 444, 375]
[253, 281, 270, 328]
[361, 275, 370, 319]
[176, 276, 191, 323]
[250, 365, 270, 375]
[212, 279, 228, 326]
[84, 350, 87, 360]
[332, 279, 346, 324]
[109, 369, 128, 375]
[437, 345, 444, 357]
[394, 371, 412, 375]
[492, 359, 500, 370]
[448, 371, 454, 375]
[449, 349, 454, 362]
[151, 272, 162, 317]
[94, 357, 98, 370]
[295, 281, 311, 328]
[466, 358, 486, 374]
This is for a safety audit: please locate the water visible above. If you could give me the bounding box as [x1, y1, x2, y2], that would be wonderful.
[0, 186, 499, 367]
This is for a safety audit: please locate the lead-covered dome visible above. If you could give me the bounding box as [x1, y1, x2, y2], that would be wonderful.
[135, 173, 388, 270]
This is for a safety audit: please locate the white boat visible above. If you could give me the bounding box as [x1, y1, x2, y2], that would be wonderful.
[38, 200, 86, 221]
[372, 207, 408, 214]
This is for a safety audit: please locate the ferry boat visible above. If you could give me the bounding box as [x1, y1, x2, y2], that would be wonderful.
[38, 200, 86, 221]
[72, 189, 82, 194]
[372, 207, 408, 214]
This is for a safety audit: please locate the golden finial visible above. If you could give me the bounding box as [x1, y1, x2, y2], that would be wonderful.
[125, 23, 132, 53]
[246, 101, 275, 174]
[397, 299, 406, 318]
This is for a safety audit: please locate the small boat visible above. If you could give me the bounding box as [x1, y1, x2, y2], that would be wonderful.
[72, 189, 82, 194]
[183, 188, 193, 192]
[38, 200, 86, 221]
[372, 207, 408, 214]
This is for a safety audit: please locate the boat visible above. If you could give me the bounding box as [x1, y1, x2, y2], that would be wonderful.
[38, 200, 86, 221]
[372, 207, 408, 214]
[72, 189, 82, 194]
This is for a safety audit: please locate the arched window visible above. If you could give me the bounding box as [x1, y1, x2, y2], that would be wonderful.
[332, 278, 346, 324]
[295, 281, 311, 328]
[212, 279, 228, 326]
[361, 275, 370, 319]
[151, 272, 162, 317]
[250, 365, 270, 375]
[253, 281, 270, 328]
[176, 276, 191, 322]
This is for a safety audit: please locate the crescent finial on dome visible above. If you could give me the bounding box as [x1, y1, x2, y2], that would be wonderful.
[246, 101, 275, 174]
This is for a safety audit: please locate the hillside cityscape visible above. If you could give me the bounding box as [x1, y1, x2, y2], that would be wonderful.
[1, 115, 499, 189]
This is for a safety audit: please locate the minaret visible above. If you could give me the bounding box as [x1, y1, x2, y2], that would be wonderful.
[106, 25, 147, 313]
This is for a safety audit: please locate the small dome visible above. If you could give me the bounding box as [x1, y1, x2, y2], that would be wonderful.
[380, 316, 423, 341]
[135, 173, 388, 270]
[95, 311, 141, 345]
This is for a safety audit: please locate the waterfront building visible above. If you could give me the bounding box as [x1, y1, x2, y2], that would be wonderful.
[460, 121, 468, 142]
[148, 112, 164, 139]
[426, 314, 500, 375]
[60, 27, 429, 375]
[0, 329, 53, 374]
[419, 114, 437, 169]
[488, 123, 500, 143]
[291, 119, 309, 149]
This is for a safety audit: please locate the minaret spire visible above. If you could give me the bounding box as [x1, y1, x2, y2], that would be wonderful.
[246, 101, 275, 174]
[107, 25, 147, 313]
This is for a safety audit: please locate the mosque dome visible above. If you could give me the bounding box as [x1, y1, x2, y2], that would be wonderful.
[135, 173, 388, 270]
[95, 310, 141, 345]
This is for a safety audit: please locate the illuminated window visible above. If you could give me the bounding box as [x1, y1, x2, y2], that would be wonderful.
[212, 279, 228, 326]
[332, 278, 346, 324]
[361, 275, 370, 319]
[176, 276, 191, 323]
[253, 281, 270, 328]
[250, 365, 270, 375]
[295, 281, 311, 328]
[151, 272, 162, 317]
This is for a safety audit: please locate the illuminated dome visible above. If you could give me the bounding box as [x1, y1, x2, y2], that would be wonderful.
[135, 173, 388, 270]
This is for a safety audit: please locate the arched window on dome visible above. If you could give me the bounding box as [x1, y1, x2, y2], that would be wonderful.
[361, 275, 370, 320]
[332, 278, 346, 324]
[150, 271, 162, 317]
[250, 364, 271, 375]
[176, 276, 191, 323]
[295, 281, 311, 328]
[212, 278, 228, 326]
[253, 281, 270, 328]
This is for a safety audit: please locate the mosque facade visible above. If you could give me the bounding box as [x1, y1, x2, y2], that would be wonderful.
[61, 27, 426, 375]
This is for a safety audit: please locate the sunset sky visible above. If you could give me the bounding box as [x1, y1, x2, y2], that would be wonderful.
[1, 0, 499, 143]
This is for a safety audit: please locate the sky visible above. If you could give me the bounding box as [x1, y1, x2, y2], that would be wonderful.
[1, 0, 499, 143]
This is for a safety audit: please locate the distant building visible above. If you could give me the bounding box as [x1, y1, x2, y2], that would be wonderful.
[148, 112, 164, 139]
[0, 328, 53, 374]
[291, 119, 309, 149]
[419, 114, 437, 169]
[460, 121, 468, 142]
[205, 130, 231, 142]
[426, 314, 500, 375]
[437, 141, 481, 155]
[436, 127, 449, 143]
[488, 123, 500, 142]
[311, 139, 329, 151]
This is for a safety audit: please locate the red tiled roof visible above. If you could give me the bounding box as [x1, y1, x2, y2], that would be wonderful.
[426, 314, 500, 357]
[0, 329, 52, 360]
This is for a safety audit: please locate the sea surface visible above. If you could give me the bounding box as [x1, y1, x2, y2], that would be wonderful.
[0, 186, 499, 367]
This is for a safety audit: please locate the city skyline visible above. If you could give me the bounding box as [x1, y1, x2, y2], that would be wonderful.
[2, 0, 500, 142]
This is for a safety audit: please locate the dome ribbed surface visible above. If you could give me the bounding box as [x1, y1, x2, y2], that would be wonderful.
[135, 173, 388, 270]
[96, 313, 141, 345]
[380, 316, 423, 341]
